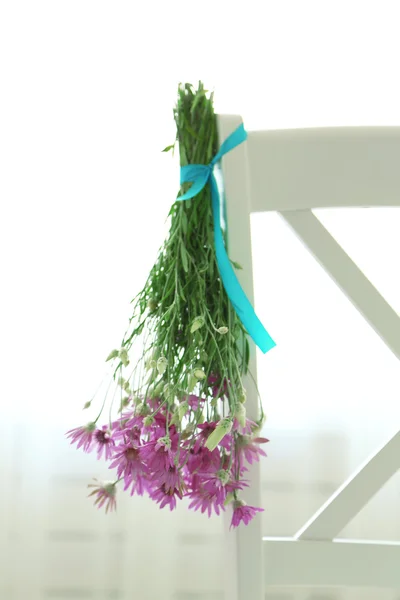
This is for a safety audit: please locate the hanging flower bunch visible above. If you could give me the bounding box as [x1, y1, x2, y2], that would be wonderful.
[67, 82, 270, 528]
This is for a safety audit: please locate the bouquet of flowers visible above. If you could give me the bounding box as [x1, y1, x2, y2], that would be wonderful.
[67, 82, 273, 528]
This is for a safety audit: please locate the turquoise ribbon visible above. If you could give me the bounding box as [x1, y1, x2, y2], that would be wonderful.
[178, 123, 276, 354]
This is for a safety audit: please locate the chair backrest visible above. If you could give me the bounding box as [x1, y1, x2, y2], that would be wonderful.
[247, 125, 400, 212]
[217, 115, 400, 600]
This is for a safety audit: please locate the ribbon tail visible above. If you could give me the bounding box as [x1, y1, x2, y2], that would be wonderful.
[209, 174, 276, 354]
[211, 123, 248, 165]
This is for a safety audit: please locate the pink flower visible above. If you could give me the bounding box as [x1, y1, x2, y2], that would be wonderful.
[94, 426, 115, 460]
[232, 417, 257, 435]
[208, 374, 230, 398]
[202, 472, 246, 505]
[186, 471, 247, 517]
[147, 396, 163, 411]
[183, 394, 205, 412]
[108, 443, 148, 493]
[230, 501, 263, 528]
[154, 465, 183, 493]
[237, 436, 268, 468]
[128, 475, 148, 496]
[112, 413, 149, 446]
[186, 446, 220, 474]
[150, 484, 183, 510]
[187, 487, 224, 517]
[112, 413, 143, 441]
[193, 422, 217, 452]
[207, 373, 219, 385]
[87, 479, 117, 513]
[140, 433, 178, 474]
[66, 423, 96, 452]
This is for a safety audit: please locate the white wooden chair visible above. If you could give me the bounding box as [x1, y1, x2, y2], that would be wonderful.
[217, 115, 400, 600]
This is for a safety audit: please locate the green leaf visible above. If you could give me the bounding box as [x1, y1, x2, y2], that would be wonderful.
[106, 349, 119, 362]
[233, 324, 241, 340]
[231, 260, 243, 270]
[162, 144, 175, 153]
[190, 89, 205, 115]
[207, 135, 214, 159]
[209, 255, 214, 279]
[180, 242, 189, 273]
[178, 282, 186, 302]
[190, 316, 204, 333]
[186, 124, 200, 140]
[181, 209, 188, 235]
[244, 338, 250, 371]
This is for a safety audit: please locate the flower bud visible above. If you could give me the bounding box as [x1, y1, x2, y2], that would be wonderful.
[217, 326, 229, 335]
[205, 418, 233, 451]
[153, 382, 164, 396]
[193, 369, 206, 380]
[147, 298, 158, 312]
[190, 316, 205, 333]
[178, 401, 189, 422]
[106, 349, 119, 362]
[234, 403, 247, 428]
[187, 374, 197, 393]
[217, 469, 230, 485]
[200, 350, 208, 362]
[253, 414, 267, 436]
[156, 435, 171, 450]
[238, 387, 247, 404]
[83, 401, 91, 409]
[157, 356, 168, 375]
[137, 403, 150, 417]
[119, 348, 129, 367]
[181, 423, 195, 439]
[143, 415, 155, 427]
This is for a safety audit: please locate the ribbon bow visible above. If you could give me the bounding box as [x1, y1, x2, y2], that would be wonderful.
[178, 123, 276, 354]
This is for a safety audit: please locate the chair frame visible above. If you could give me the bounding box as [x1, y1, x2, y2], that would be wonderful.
[217, 115, 400, 599]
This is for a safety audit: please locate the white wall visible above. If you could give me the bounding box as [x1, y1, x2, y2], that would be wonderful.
[1, 2, 400, 599]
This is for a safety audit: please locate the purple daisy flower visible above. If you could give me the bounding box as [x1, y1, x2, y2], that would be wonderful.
[186, 473, 237, 517]
[140, 432, 178, 473]
[202, 472, 246, 505]
[108, 443, 148, 491]
[150, 484, 183, 511]
[207, 373, 230, 398]
[154, 465, 184, 493]
[232, 417, 257, 436]
[66, 422, 96, 452]
[87, 479, 117, 513]
[94, 425, 115, 460]
[230, 501, 264, 528]
[186, 445, 220, 475]
[237, 436, 268, 468]
[187, 487, 224, 517]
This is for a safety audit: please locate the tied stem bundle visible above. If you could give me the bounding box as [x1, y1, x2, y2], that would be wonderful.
[66, 82, 268, 528]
